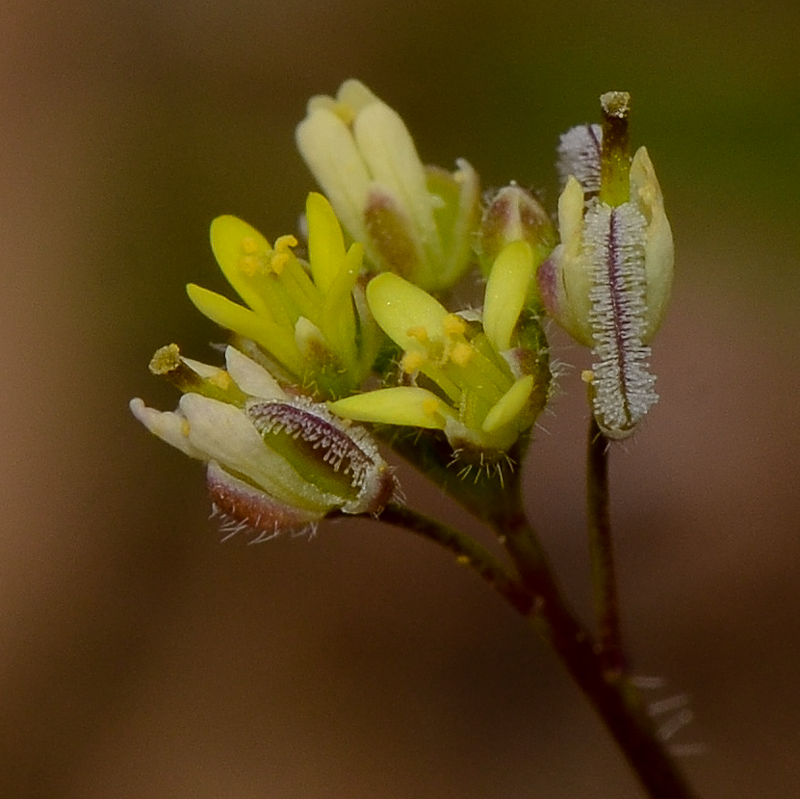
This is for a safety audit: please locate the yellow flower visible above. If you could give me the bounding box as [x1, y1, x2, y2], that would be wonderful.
[538, 92, 674, 438]
[187, 192, 379, 400]
[330, 240, 550, 459]
[296, 79, 480, 293]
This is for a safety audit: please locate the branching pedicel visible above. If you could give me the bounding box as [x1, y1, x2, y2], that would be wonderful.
[132, 82, 696, 798]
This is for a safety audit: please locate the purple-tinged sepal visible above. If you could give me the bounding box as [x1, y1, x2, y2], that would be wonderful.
[477, 184, 556, 285]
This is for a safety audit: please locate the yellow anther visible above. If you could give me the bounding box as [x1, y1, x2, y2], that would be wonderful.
[269, 252, 289, 275]
[401, 351, 426, 374]
[267, 235, 298, 275]
[449, 341, 474, 367]
[274, 234, 298, 252]
[422, 397, 440, 417]
[148, 343, 181, 375]
[581, 369, 595, 384]
[207, 370, 232, 391]
[406, 325, 429, 343]
[238, 254, 259, 276]
[241, 236, 259, 255]
[442, 313, 466, 338]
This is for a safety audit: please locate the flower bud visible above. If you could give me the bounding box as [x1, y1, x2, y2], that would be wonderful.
[537, 91, 673, 438]
[131, 346, 395, 535]
[477, 184, 556, 282]
[296, 79, 480, 292]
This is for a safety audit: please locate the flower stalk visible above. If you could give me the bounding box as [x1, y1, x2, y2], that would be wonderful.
[586, 412, 625, 674]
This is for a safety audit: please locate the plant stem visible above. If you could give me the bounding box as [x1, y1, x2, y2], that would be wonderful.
[379, 499, 698, 799]
[586, 415, 625, 673]
[494, 508, 696, 799]
[377, 502, 533, 616]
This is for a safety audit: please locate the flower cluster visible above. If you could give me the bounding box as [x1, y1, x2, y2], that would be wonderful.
[330, 241, 549, 459]
[132, 81, 672, 532]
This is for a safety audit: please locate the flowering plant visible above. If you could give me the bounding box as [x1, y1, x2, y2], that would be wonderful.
[132, 81, 699, 798]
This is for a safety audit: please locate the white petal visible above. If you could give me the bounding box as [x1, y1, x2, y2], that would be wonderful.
[129, 398, 203, 459]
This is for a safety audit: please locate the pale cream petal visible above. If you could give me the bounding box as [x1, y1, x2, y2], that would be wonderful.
[179, 394, 333, 512]
[296, 109, 371, 242]
[224, 347, 285, 400]
[129, 398, 203, 459]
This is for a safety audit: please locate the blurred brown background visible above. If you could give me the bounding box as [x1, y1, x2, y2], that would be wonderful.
[1, 0, 799, 796]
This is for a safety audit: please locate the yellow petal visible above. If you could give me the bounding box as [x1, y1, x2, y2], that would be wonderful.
[306, 192, 347, 294]
[329, 387, 450, 429]
[186, 284, 305, 375]
[483, 240, 533, 352]
[481, 375, 534, 434]
[366, 273, 448, 350]
[209, 215, 275, 318]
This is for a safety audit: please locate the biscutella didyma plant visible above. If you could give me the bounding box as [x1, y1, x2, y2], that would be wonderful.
[132, 81, 699, 799]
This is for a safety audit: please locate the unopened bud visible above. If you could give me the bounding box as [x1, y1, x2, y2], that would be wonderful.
[296, 80, 481, 292]
[478, 185, 555, 280]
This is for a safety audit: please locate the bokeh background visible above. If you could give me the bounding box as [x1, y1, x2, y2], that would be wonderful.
[2, 1, 799, 796]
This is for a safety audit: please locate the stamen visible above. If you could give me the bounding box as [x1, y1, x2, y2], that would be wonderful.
[406, 325, 428, 342]
[401, 351, 426, 373]
[442, 314, 466, 337]
[449, 341, 474, 367]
